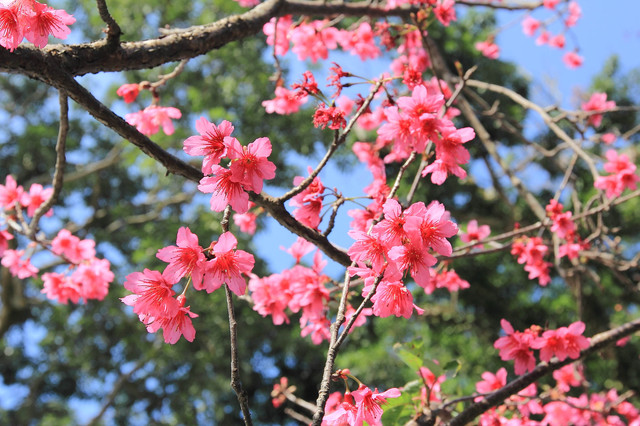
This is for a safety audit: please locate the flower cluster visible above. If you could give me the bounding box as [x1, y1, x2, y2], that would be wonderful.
[0, 0, 75, 51]
[581, 92, 616, 128]
[519, 1, 583, 69]
[545, 199, 589, 260]
[184, 118, 276, 214]
[249, 239, 339, 344]
[494, 319, 589, 375]
[122, 227, 255, 343]
[511, 235, 552, 286]
[322, 384, 401, 426]
[124, 105, 182, 136]
[594, 149, 639, 199]
[1, 175, 113, 304]
[377, 84, 475, 185]
[347, 198, 460, 318]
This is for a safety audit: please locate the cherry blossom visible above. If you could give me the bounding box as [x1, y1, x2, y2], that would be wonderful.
[156, 226, 206, 285]
[1, 249, 38, 279]
[198, 231, 254, 296]
[183, 118, 233, 174]
[116, 83, 140, 103]
[226, 136, 276, 193]
[121, 268, 179, 323]
[198, 165, 249, 213]
[351, 384, 401, 426]
[581, 92, 616, 128]
[460, 219, 491, 247]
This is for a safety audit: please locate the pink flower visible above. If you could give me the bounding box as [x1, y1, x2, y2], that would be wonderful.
[262, 86, 307, 115]
[404, 200, 458, 257]
[553, 364, 582, 393]
[300, 315, 331, 344]
[0, 229, 13, 256]
[232, 0, 259, 7]
[531, 321, 590, 361]
[521, 16, 540, 37]
[51, 229, 96, 264]
[387, 239, 437, 288]
[431, 268, 470, 293]
[183, 118, 233, 174]
[116, 83, 140, 103]
[563, 51, 583, 69]
[581, 92, 616, 128]
[283, 237, 315, 264]
[0, 2, 23, 51]
[248, 273, 291, 325]
[263, 15, 291, 56]
[233, 211, 257, 235]
[313, 103, 347, 130]
[156, 226, 206, 285]
[72, 258, 114, 301]
[41, 272, 81, 304]
[290, 169, 324, 229]
[475, 40, 500, 59]
[543, 0, 560, 9]
[198, 165, 249, 213]
[337, 22, 381, 60]
[198, 232, 255, 296]
[348, 230, 388, 274]
[460, 219, 491, 247]
[548, 33, 565, 49]
[351, 384, 401, 426]
[122, 268, 179, 323]
[1, 249, 38, 279]
[147, 295, 198, 344]
[565, 1, 581, 27]
[290, 20, 339, 63]
[494, 319, 538, 375]
[476, 367, 507, 394]
[22, 1, 75, 48]
[21, 183, 53, 217]
[433, 0, 457, 27]
[125, 105, 182, 136]
[0, 175, 24, 210]
[600, 133, 616, 145]
[370, 280, 424, 318]
[226, 136, 276, 193]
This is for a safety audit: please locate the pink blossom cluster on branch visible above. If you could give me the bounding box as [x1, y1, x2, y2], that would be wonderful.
[0, 175, 114, 304]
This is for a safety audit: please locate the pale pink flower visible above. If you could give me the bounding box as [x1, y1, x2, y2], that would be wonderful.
[581, 92, 616, 128]
[600, 133, 616, 145]
[156, 226, 206, 285]
[226, 136, 276, 193]
[348, 230, 388, 274]
[475, 40, 500, 59]
[198, 232, 254, 296]
[116, 83, 140, 103]
[283, 237, 314, 264]
[431, 268, 470, 293]
[543, 0, 560, 9]
[290, 20, 339, 63]
[337, 22, 381, 60]
[0, 175, 24, 210]
[404, 200, 458, 257]
[300, 316, 331, 344]
[1, 249, 38, 279]
[433, 0, 457, 27]
[262, 86, 307, 115]
[553, 364, 582, 393]
[41, 272, 81, 304]
[460, 219, 491, 247]
[72, 257, 113, 301]
[548, 33, 565, 49]
[563, 51, 583, 69]
[565, 1, 581, 27]
[248, 273, 291, 325]
[21, 183, 53, 217]
[232, 0, 259, 7]
[51, 229, 95, 264]
[125, 105, 181, 136]
[476, 367, 507, 394]
[22, 1, 75, 48]
[183, 118, 233, 174]
[233, 211, 257, 235]
[521, 16, 540, 37]
[263, 15, 292, 56]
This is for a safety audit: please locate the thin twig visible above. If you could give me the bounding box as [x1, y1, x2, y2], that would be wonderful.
[95, 0, 122, 45]
[28, 91, 68, 237]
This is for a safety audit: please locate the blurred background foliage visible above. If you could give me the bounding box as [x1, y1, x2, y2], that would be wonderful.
[0, 0, 638, 424]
